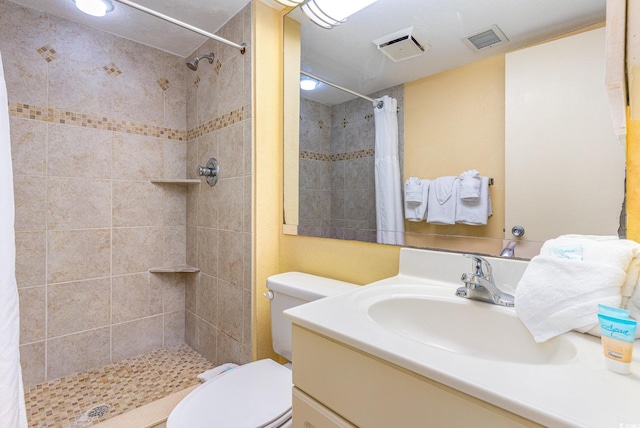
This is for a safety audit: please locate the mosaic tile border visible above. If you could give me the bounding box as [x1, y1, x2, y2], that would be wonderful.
[8, 103, 247, 142]
[300, 148, 375, 162]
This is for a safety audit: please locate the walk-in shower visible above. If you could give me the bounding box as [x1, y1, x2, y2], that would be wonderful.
[186, 53, 215, 71]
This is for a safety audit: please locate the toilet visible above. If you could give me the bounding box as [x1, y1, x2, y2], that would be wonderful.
[166, 272, 358, 428]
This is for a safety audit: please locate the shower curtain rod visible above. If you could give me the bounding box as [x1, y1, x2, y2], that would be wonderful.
[114, 0, 246, 54]
[301, 71, 384, 109]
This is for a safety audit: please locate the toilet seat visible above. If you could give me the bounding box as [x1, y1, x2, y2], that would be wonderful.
[167, 359, 293, 428]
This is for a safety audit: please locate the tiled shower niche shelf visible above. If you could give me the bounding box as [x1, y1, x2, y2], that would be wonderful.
[149, 265, 200, 273]
[149, 179, 201, 185]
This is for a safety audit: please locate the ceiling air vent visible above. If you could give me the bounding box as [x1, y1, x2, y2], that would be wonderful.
[373, 27, 430, 62]
[462, 24, 508, 51]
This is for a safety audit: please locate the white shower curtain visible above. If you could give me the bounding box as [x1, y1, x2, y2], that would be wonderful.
[373, 95, 404, 245]
[0, 51, 28, 428]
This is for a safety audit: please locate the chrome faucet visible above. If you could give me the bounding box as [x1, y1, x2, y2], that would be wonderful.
[456, 254, 515, 307]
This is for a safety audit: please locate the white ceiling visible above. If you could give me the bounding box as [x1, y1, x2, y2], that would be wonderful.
[289, 0, 606, 105]
[8, 0, 255, 57]
[8, 0, 605, 102]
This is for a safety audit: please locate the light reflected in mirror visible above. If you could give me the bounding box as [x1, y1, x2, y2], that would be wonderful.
[283, 0, 625, 260]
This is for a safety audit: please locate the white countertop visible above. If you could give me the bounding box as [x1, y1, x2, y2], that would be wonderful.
[284, 249, 640, 428]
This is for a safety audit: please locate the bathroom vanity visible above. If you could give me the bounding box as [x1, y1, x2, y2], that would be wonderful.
[285, 248, 640, 427]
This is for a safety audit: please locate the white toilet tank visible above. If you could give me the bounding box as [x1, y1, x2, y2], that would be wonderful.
[266, 272, 358, 361]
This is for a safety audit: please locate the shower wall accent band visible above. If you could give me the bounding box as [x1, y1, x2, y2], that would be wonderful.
[0, 51, 28, 428]
[374, 95, 405, 245]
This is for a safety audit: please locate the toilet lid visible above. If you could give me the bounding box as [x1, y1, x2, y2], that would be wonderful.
[167, 359, 292, 428]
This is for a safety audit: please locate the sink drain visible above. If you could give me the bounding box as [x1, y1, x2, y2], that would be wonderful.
[86, 405, 109, 418]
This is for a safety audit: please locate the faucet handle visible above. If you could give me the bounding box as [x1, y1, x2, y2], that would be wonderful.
[463, 254, 493, 280]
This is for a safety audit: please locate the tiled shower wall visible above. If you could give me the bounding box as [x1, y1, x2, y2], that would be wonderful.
[298, 85, 404, 241]
[184, 5, 253, 365]
[2, 0, 252, 385]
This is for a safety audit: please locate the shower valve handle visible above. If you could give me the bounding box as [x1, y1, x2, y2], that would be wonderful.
[197, 158, 219, 187]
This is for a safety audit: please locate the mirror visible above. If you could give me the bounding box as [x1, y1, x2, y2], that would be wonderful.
[283, 0, 625, 259]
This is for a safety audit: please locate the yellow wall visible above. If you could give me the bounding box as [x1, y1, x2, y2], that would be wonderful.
[404, 55, 505, 241]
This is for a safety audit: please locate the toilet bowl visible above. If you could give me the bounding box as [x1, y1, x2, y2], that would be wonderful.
[166, 272, 358, 428]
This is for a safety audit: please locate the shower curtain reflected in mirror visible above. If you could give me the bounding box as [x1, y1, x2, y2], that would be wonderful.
[374, 95, 404, 245]
[0, 50, 28, 428]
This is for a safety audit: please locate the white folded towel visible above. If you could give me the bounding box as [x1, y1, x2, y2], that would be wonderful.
[515, 255, 625, 343]
[404, 178, 430, 222]
[426, 176, 457, 225]
[454, 176, 492, 226]
[458, 169, 481, 201]
[404, 176, 424, 205]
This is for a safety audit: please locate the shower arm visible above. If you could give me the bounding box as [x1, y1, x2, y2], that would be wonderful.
[114, 0, 246, 54]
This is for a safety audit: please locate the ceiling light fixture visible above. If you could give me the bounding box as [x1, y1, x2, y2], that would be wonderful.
[73, 0, 114, 17]
[275, 0, 305, 6]
[300, 76, 318, 91]
[301, 0, 377, 29]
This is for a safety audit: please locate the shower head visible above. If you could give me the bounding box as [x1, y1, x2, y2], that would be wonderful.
[186, 53, 214, 71]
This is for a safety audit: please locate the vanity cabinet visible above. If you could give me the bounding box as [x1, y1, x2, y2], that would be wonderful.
[291, 325, 542, 428]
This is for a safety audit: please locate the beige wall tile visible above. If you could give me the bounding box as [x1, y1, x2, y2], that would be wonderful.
[186, 140, 199, 180]
[48, 14, 115, 67]
[163, 184, 187, 226]
[218, 230, 243, 286]
[242, 232, 251, 290]
[197, 227, 218, 277]
[112, 180, 163, 227]
[112, 227, 163, 275]
[112, 273, 162, 324]
[9, 117, 47, 176]
[196, 273, 217, 325]
[243, 175, 251, 233]
[185, 274, 197, 314]
[14, 174, 46, 232]
[217, 123, 243, 178]
[47, 229, 111, 284]
[0, 1, 49, 51]
[195, 318, 216, 364]
[217, 177, 243, 232]
[164, 311, 185, 347]
[163, 226, 186, 266]
[1, 43, 48, 106]
[47, 177, 111, 230]
[48, 123, 112, 178]
[15, 231, 46, 288]
[243, 289, 251, 348]
[217, 55, 243, 116]
[197, 184, 219, 229]
[18, 286, 45, 344]
[112, 316, 163, 361]
[47, 278, 111, 337]
[218, 280, 242, 341]
[185, 310, 197, 349]
[186, 225, 198, 267]
[19, 341, 45, 387]
[163, 141, 187, 179]
[111, 76, 164, 127]
[186, 83, 198, 132]
[186, 186, 198, 226]
[197, 133, 218, 169]
[216, 329, 244, 365]
[243, 119, 252, 176]
[164, 85, 187, 131]
[48, 56, 113, 118]
[112, 133, 164, 181]
[47, 327, 110, 380]
[158, 273, 186, 313]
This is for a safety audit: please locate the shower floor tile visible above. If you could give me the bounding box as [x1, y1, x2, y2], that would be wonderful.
[24, 345, 215, 427]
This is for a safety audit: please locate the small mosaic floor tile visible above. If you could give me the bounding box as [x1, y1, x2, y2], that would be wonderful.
[24, 345, 214, 427]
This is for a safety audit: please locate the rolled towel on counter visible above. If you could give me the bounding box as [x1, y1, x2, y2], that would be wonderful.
[426, 176, 457, 225]
[404, 178, 430, 222]
[458, 169, 481, 201]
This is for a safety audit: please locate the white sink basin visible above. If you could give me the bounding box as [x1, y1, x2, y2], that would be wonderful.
[361, 286, 576, 365]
